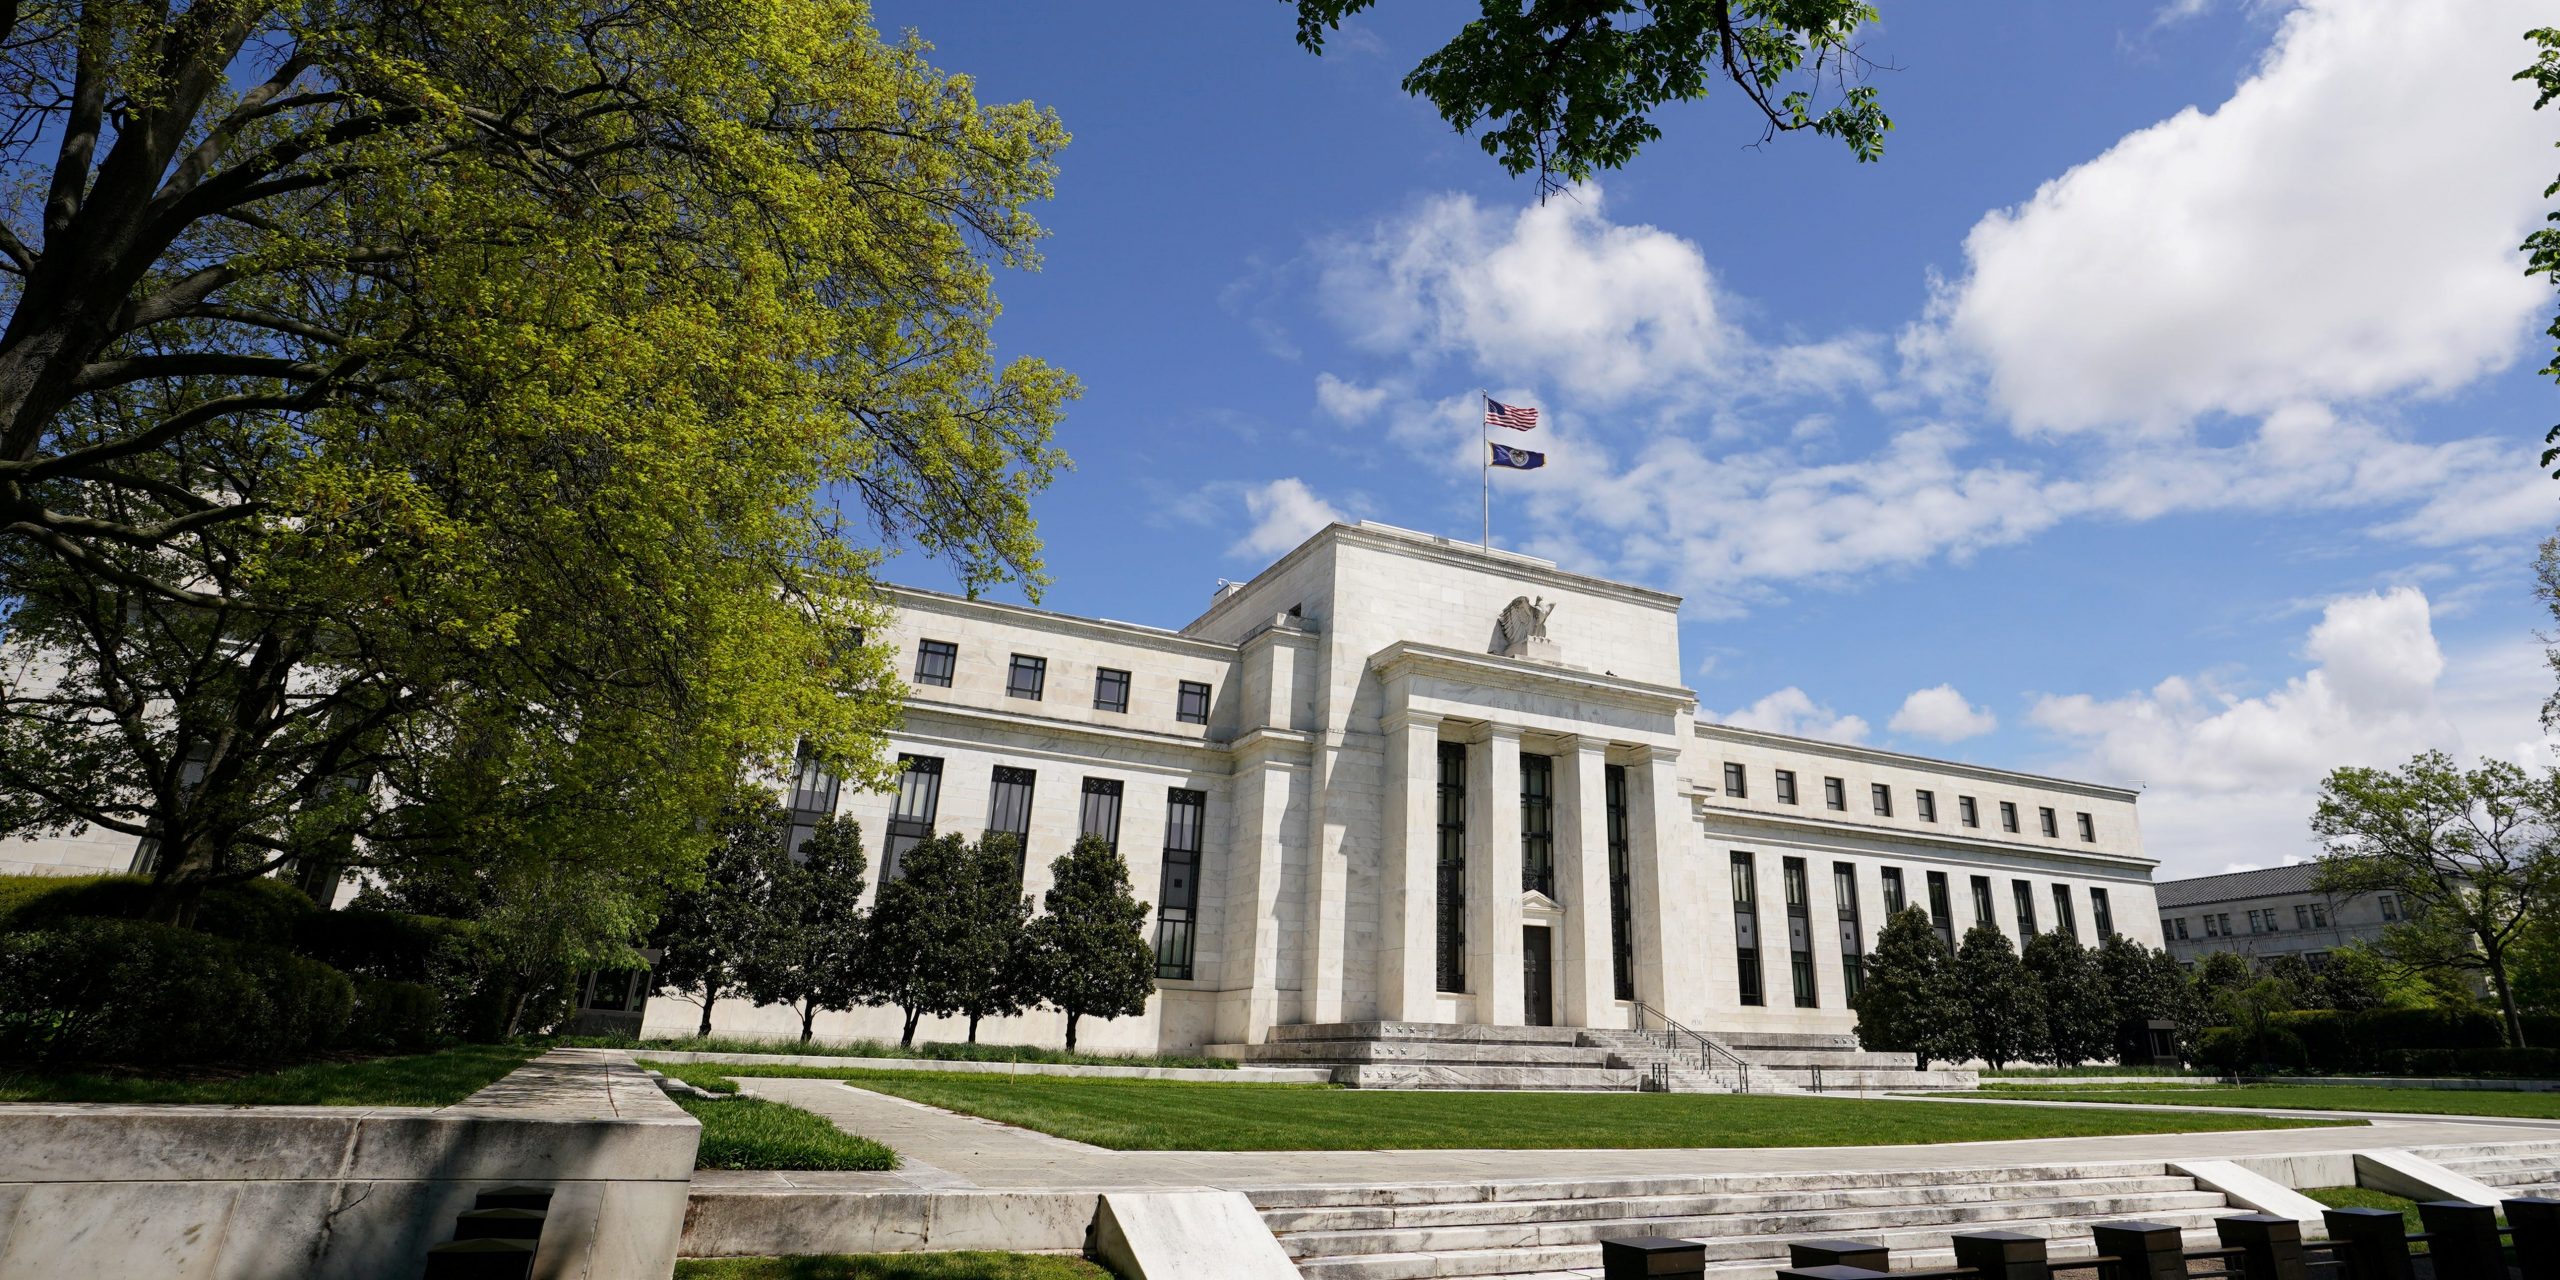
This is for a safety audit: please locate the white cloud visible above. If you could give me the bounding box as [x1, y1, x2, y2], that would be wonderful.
[1716, 687, 1871, 744]
[1890, 685, 2000, 742]
[1313, 373, 1389, 424]
[1927, 0, 2551, 434]
[1229, 478, 1346, 559]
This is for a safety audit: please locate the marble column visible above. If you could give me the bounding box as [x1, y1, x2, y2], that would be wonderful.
[1464, 724, 1525, 1026]
[1629, 745, 1710, 1024]
[1554, 736, 1619, 1028]
[1378, 711, 1443, 1022]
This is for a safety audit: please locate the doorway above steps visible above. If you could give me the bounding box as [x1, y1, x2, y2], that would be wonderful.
[1204, 1021, 1977, 1092]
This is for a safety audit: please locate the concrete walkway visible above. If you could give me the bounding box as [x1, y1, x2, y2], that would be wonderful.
[703, 1076, 2560, 1193]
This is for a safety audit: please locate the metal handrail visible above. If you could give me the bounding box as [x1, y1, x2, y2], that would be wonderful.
[1626, 1000, 1753, 1092]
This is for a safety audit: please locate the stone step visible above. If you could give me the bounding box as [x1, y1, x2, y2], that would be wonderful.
[1275, 1189, 2228, 1259]
[1290, 1206, 2236, 1280]
[1214, 1039, 1616, 1068]
[1271, 1021, 1590, 1046]
[1245, 1161, 2180, 1209]
[1261, 1175, 2206, 1233]
[1725, 1047, 1927, 1070]
[1328, 1064, 1641, 1091]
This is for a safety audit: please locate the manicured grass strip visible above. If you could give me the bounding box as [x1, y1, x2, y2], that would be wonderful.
[678, 1093, 898, 1171]
[2304, 1185, 2425, 1233]
[673, 1254, 1109, 1280]
[664, 1067, 2350, 1151]
[1971, 1083, 2560, 1120]
[1981, 1065, 2218, 1078]
[566, 1033, 1233, 1071]
[0, 1042, 543, 1106]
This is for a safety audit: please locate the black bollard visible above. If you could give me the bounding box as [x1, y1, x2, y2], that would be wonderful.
[1773, 1268, 1893, 1280]
[1787, 1239, 1890, 1270]
[2092, 1220, 2187, 1280]
[2513, 1197, 2560, 1280]
[1953, 1230, 2050, 1280]
[2321, 1207, 2414, 1280]
[450, 1207, 547, 1241]
[472, 1186, 555, 1212]
[1599, 1234, 1705, 1280]
[2215, 1213, 2311, 1280]
[421, 1237, 536, 1280]
[2415, 1201, 2501, 1279]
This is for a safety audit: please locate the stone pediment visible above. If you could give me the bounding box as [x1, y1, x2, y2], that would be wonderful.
[1521, 889, 1563, 918]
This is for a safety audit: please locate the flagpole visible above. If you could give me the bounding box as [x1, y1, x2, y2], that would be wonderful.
[1480, 390, 1490, 551]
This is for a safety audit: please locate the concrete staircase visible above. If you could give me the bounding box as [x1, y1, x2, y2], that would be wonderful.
[1713, 1030, 1979, 1093]
[1210, 1023, 1642, 1090]
[1572, 1028, 1765, 1094]
[2417, 1139, 2560, 1197]
[1252, 1161, 2234, 1280]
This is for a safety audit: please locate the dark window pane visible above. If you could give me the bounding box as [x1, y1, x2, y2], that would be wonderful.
[1519, 754, 1554, 897]
[1079, 777, 1123, 850]
[915, 640, 957, 687]
[1176, 680, 1211, 725]
[1094, 668, 1131, 713]
[1437, 742, 1468, 992]
[1007, 654, 1046, 700]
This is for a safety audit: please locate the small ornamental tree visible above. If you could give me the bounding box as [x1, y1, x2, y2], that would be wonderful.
[2317, 945, 2391, 1013]
[2260, 954, 2319, 1007]
[1023, 835, 1156, 1052]
[858, 833, 978, 1047]
[956, 835, 1036, 1044]
[653, 798, 784, 1037]
[2021, 931, 2113, 1068]
[2095, 933, 2190, 1064]
[1956, 923, 2045, 1072]
[740, 816, 868, 1043]
[1850, 906, 1970, 1070]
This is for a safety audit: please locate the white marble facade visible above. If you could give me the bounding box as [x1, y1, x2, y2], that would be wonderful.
[653, 521, 2165, 1052]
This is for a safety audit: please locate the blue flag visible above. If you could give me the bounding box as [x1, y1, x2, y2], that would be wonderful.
[1489, 442, 1545, 470]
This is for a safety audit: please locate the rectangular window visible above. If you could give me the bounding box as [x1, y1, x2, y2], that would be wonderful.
[1079, 777, 1123, 850]
[1916, 790, 1937, 822]
[1732, 852, 1764, 1006]
[1784, 856, 1817, 1008]
[1006, 654, 1047, 700]
[2219, 912, 2233, 935]
[2052, 884, 2078, 939]
[1606, 763, 1635, 1002]
[1999, 801, 2020, 833]
[2092, 888, 2115, 939]
[1723, 762, 1747, 798]
[2201, 915, 2219, 938]
[2311, 903, 2329, 928]
[2263, 907, 2280, 932]
[986, 766, 1036, 871]
[2077, 811, 2096, 842]
[883, 754, 943, 879]
[1959, 796, 1980, 828]
[1154, 789, 1205, 980]
[2167, 916, 2186, 941]
[1871, 783, 1893, 817]
[1834, 863, 1866, 1001]
[2013, 879, 2039, 936]
[2379, 893, 2400, 921]
[914, 639, 957, 688]
[1520, 754, 1556, 896]
[1775, 770, 1799, 805]
[1882, 867, 1907, 915]
[1176, 679, 1211, 725]
[2294, 904, 2311, 931]
[1437, 742, 1468, 993]
[1925, 871, 1954, 951]
[1093, 668, 1131, 713]
[1824, 776, 1847, 811]
[1969, 874, 1994, 924]
[2039, 807, 2060, 838]
[787, 744, 842, 858]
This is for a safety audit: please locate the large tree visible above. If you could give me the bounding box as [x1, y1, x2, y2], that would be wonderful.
[2021, 931, 2113, 1069]
[0, 0, 1072, 920]
[1849, 906, 1968, 1070]
[1285, 0, 1891, 192]
[2094, 933, 2193, 1066]
[739, 815, 869, 1043]
[1955, 923, 2044, 1073]
[955, 834, 1035, 1045]
[2524, 27, 2557, 475]
[858, 832, 977, 1048]
[1023, 835, 1155, 1053]
[2313, 750, 2560, 1048]
[652, 797, 784, 1038]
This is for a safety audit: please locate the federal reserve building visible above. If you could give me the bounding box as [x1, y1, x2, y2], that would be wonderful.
[698, 520, 2164, 1082]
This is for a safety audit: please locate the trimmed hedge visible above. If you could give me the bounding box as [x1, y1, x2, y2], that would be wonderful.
[347, 980, 446, 1051]
[0, 917, 353, 1064]
[2372, 1047, 2560, 1078]
[2271, 1007, 2505, 1073]
[0, 873, 315, 943]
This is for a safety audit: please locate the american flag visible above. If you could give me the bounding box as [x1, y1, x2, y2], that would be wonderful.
[1484, 397, 1539, 431]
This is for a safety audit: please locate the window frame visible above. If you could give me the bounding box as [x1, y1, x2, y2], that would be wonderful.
[1870, 783, 1893, 817]
[1006, 653, 1048, 700]
[1958, 795, 1979, 828]
[1775, 769, 1799, 805]
[1723, 762, 1747, 798]
[1093, 667, 1131, 713]
[1175, 679, 1212, 725]
[913, 639, 958, 688]
[1153, 788, 1207, 980]
[1823, 776, 1847, 811]
[1078, 777, 1124, 850]
[1999, 801, 2020, 833]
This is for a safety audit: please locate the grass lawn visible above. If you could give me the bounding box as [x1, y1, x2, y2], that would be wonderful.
[652, 1065, 2352, 1151]
[573, 1033, 1232, 1071]
[0, 1042, 543, 1106]
[678, 1093, 898, 1171]
[2304, 1185, 2426, 1233]
[1981, 1065, 2217, 1078]
[1970, 1083, 2560, 1120]
[673, 1254, 1108, 1280]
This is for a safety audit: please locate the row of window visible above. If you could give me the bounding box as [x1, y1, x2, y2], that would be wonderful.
[2165, 894, 2396, 942]
[880, 753, 1207, 980]
[911, 638, 1213, 725]
[1732, 857, 2118, 1007]
[1719, 764, 2097, 843]
[1432, 743, 1640, 1001]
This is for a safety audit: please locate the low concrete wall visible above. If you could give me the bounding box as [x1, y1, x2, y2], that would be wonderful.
[0, 1048, 698, 1280]
[641, 1048, 1332, 1085]
[681, 1188, 1100, 1257]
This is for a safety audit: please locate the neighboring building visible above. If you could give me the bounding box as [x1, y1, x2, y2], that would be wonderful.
[1, 520, 2167, 1054]
[2155, 862, 2406, 972]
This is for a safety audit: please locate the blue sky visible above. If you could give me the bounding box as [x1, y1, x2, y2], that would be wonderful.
[869, 0, 2559, 880]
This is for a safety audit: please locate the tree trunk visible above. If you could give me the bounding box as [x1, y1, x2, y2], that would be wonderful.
[1064, 1010, 1080, 1053]
[697, 996, 715, 1038]
[2489, 948, 2528, 1049]
[503, 987, 535, 1040]
[966, 1010, 981, 1044]
[901, 1007, 921, 1048]
[799, 1001, 818, 1043]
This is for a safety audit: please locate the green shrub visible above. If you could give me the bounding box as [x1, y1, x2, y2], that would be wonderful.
[0, 872, 314, 943]
[0, 918, 353, 1064]
[2373, 1046, 2560, 1078]
[2266, 1008, 2504, 1073]
[346, 980, 446, 1051]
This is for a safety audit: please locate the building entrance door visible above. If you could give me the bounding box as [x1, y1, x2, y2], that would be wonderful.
[1521, 926, 1553, 1027]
